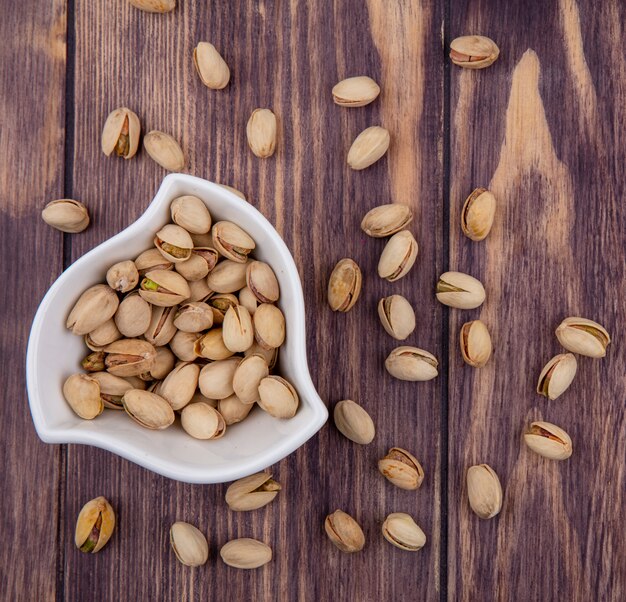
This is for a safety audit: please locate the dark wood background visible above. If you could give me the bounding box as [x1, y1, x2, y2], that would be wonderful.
[2, 0, 624, 600]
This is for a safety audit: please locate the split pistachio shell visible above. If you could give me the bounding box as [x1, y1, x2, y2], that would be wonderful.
[378, 447, 424, 490]
[207, 260, 248, 293]
[67, 285, 119, 336]
[198, 357, 240, 399]
[324, 510, 365, 553]
[85, 319, 122, 351]
[218, 394, 253, 425]
[332, 76, 380, 107]
[122, 389, 175, 429]
[75, 497, 115, 553]
[385, 347, 438, 381]
[450, 35, 500, 69]
[174, 302, 214, 332]
[246, 109, 277, 158]
[170, 331, 201, 361]
[139, 269, 190, 306]
[220, 538, 272, 569]
[194, 328, 234, 361]
[537, 353, 577, 400]
[378, 230, 418, 282]
[245, 342, 278, 370]
[258, 375, 299, 419]
[91, 371, 133, 410]
[114, 293, 151, 338]
[135, 248, 173, 275]
[246, 261, 279, 303]
[233, 354, 269, 404]
[42, 199, 90, 233]
[524, 421, 572, 460]
[253, 304, 285, 349]
[212, 221, 256, 263]
[106, 260, 139, 293]
[159, 361, 200, 410]
[467, 464, 503, 519]
[142, 346, 175, 380]
[239, 286, 259, 315]
[101, 107, 140, 159]
[328, 258, 362, 312]
[460, 320, 492, 368]
[555, 317, 611, 358]
[347, 126, 390, 170]
[208, 293, 238, 323]
[382, 513, 426, 551]
[223, 305, 254, 352]
[436, 271, 485, 309]
[104, 339, 157, 377]
[180, 402, 226, 439]
[81, 351, 105, 372]
[361, 203, 413, 238]
[144, 305, 177, 346]
[175, 253, 209, 281]
[155, 224, 193, 263]
[143, 130, 185, 171]
[225, 472, 281, 511]
[193, 42, 230, 89]
[129, 0, 176, 12]
[378, 295, 415, 340]
[63, 374, 103, 419]
[461, 188, 496, 241]
[170, 195, 212, 234]
[170, 522, 209, 567]
[333, 400, 375, 444]
[219, 184, 246, 200]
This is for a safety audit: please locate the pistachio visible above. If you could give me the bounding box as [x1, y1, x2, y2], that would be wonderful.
[223, 305, 254, 352]
[174, 302, 214, 333]
[122, 389, 175, 430]
[194, 328, 235, 361]
[524, 421, 572, 460]
[187, 277, 214, 302]
[41, 199, 90, 233]
[106, 260, 139, 293]
[159, 361, 200, 410]
[253, 304, 286, 350]
[466, 464, 503, 519]
[450, 35, 499, 69]
[180, 402, 226, 439]
[85, 319, 121, 351]
[135, 248, 173, 275]
[327, 258, 362, 312]
[144, 305, 177, 346]
[246, 108, 277, 158]
[170, 195, 212, 234]
[63, 374, 103, 419]
[378, 295, 416, 340]
[154, 224, 193, 263]
[378, 447, 424, 490]
[361, 203, 413, 238]
[220, 538, 272, 569]
[174, 253, 210, 281]
[193, 42, 230, 89]
[75, 497, 115, 553]
[225, 472, 281, 511]
[460, 320, 492, 368]
[188, 391, 218, 408]
[90, 372, 133, 410]
[555, 317, 611, 358]
[170, 330, 201, 361]
[219, 184, 246, 200]
[169, 522, 209, 567]
[332, 76, 380, 107]
[81, 351, 106, 372]
[347, 126, 390, 170]
[239, 286, 259, 315]
[143, 130, 185, 171]
[101, 107, 140, 159]
[142, 346, 176, 380]
[67, 284, 119, 335]
[378, 230, 418, 282]
[258, 375, 299, 419]
[461, 188, 496, 241]
[129, 0, 176, 12]
[233, 354, 269, 404]
[124, 375, 148, 390]
[245, 342, 278, 370]
[139, 269, 190, 306]
[208, 293, 238, 323]
[436, 271, 485, 309]
[382, 513, 426, 551]
[103, 339, 157, 377]
[385, 347, 438, 381]
[218, 394, 254, 425]
[537, 353, 577, 400]
[246, 261, 279, 303]
[212, 221, 256, 263]
[333, 400, 375, 444]
[324, 510, 365, 553]
[198, 357, 240, 399]
[114, 293, 151, 338]
[207, 260, 248, 293]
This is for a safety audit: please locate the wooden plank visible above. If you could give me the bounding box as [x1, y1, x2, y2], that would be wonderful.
[447, 1, 626, 600]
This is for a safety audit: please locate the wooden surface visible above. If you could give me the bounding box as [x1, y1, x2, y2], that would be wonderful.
[2, 0, 624, 599]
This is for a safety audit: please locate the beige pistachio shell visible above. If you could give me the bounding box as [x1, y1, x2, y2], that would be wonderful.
[246, 261, 279, 303]
[212, 221, 256, 263]
[239, 286, 259, 315]
[139, 269, 190, 306]
[90, 371, 133, 410]
[220, 538, 272, 569]
[460, 320, 492, 368]
[101, 107, 141, 159]
[332, 76, 380, 107]
[154, 224, 193, 263]
[328, 258, 362, 312]
[246, 109, 277, 158]
[63, 374, 103, 419]
[208, 293, 238, 324]
[245, 342, 278, 370]
[461, 188, 496, 241]
[144, 305, 177, 346]
[223, 305, 254, 352]
[170, 195, 212, 234]
[225, 472, 281, 511]
[324, 510, 365, 553]
[233, 354, 269, 404]
[85, 319, 122, 351]
[122, 389, 175, 429]
[159, 361, 200, 410]
[467, 464, 503, 519]
[143, 346, 176, 380]
[378, 295, 415, 340]
[75, 497, 115, 554]
[436, 271, 485, 309]
[67, 284, 119, 336]
[42, 199, 89, 233]
[187, 277, 214, 302]
[347, 126, 390, 170]
[537, 353, 577, 400]
[169, 522, 209, 567]
[218, 394, 253, 425]
[378, 230, 418, 282]
[143, 130, 185, 171]
[258, 376, 299, 419]
[382, 513, 426, 551]
[253, 304, 285, 349]
[81, 350, 106, 372]
[450, 35, 500, 69]
[524, 421, 572, 460]
[114, 293, 151, 338]
[333, 400, 375, 444]
[106, 260, 139, 293]
[555, 317, 611, 358]
[193, 42, 230, 89]
[104, 338, 157, 377]
[207, 260, 248, 293]
[174, 302, 214, 332]
[219, 184, 247, 200]
[198, 357, 240, 399]
[385, 347, 438, 381]
[378, 447, 424, 490]
[180, 402, 226, 439]
[188, 391, 218, 408]
[129, 0, 176, 12]
[194, 328, 234, 361]
[174, 253, 208, 281]
[170, 331, 201, 362]
[135, 248, 173, 275]
[361, 203, 413, 238]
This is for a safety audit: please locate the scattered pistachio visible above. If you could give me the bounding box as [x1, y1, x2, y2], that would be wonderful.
[328, 258, 362, 312]
[143, 130, 185, 171]
[361, 203, 413, 238]
[461, 188, 496, 241]
[193, 42, 230, 89]
[101, 107, 140, 159]
[170, 522, 208, 567]
[555, 317, 611, 358]
[466, 464, 503, 519]
[225, 472, 281, 511]
[385, 347, 438, 381]
[220, 538, 272, 569]
[382, 513, 426, 551]
[246, 109, 277, 158]
[378, 447, 424, 490]
[75, 496, 115, 553]
[324, 510, 365, 553]
[524, 421, 572, 460]
[436, 271, 485, 309]
[347, 126, 390, 170]
[42, 199, 90, 233]
[333, 399, 375, 444]
[537, 353, 577, 400]
[459, 320, 492, 367]
[332, 76, 380, 107]
[450, 35, 500, 69]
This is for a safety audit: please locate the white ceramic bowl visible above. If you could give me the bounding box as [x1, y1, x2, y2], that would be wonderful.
[26, 174, 327, 483]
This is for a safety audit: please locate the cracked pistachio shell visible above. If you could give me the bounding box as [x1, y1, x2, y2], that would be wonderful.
[193, 42, 230, 89]
[460, 320, 492, 368]
[378, 447, 424, 490]
[139, 269, 190, 306]
[537, 353, 577, 400]
[143, 130, 185, 171]
[170, 330, 201, 361]
[212, 221, 256, 263]
[246, 261, 279, 303]
[223, 305, 254, 352]
[220, 538, 272, 569]
[85, 319, 122, 351]
[135, 248, 173, 275]
[155, 224, 193, 263]
[382, 513, 426, 551]
[333, 400, 375, 444]
[63, 374, 103, 419]
[450, 35, 500, 69]
[42, 199, 89, 233]
[467, 464, 503, 519]
[81, 351, 105, 372]
[332, 76, 380, 107]
[218, 394, 254, 425]
[207, 260, 248, 293]
[106, 260, 139, 293]
[188, 277, 214, 302]
[378, 230, 418, 282]
[436, 271, 485, 309]
[246, 109, 277, 158]
[328, 258, 362, 312]
[361, 203, 413, 238]
[194, 328, 234, 361]
[67, 284, 119, 336]
[208, 293, 238, 324]
[225, 472, 281, 511]
[159, 361, 200, 410]
[114, 293, 151, 338]
[239, 286, 259, 315]
[141, 346, 175, 381]
[219, 184, 246, 200]
[555, 317, 611, 358]
[385, 347, 438, 381]
[198, 357, 240, 399]
[245, 342, 278, 369]
[233, 354, 269, 404]
[258, 376, 299, 419]
[144, 305, 177, 346]
[253, 304, 285, 349]
[347, 126, 390, 170]
[129, 0, 175, 12]
[524, 421, 572, 460]
[75, 497, 115, 554]
[170, 195, 212, 234]
[180, 402, 226, 439]
[324, 510, 365, 553]
[91, 372, 133, 410]
[103, 338, 157, 377]
[122, 389, 175, 429]
[461, 188, 496, 241]
[101, 107, 140, 159]
[174, 301, 214, 332]
[170, 522, 208, 567]
[378, 295, 416, 340]
[174, 253, 209, 281]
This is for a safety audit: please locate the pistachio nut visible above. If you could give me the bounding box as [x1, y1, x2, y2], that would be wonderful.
[207, 260, 248, 293]
[225, 472, 281, 511]
[382, 513, 426, 551]
[238, 286, 259, 315]
[154, 224, 193, 263]
[139, 269, 190, 306]
[144, 305, 177, 346]
[324, 510, 365, 553]
[169, 522, 209, 567]
[170, 195, 212, 234]
[555, 317, 611, 358]
[460, 320, 492, 368]
[143, 130, 185, 171]
[233, 353, 269, 404]
[450, 35, 500, 69]
[194, 328, 235, 361]
[101, 107, 140, 159]
[175, 252, 211, 281]
[142, 346, 176, 381]
[212, 221, 256, 263]
[129, 0, 176, 12]
[135, 248, 173, 275]
[246, 261, 279, 303]
[90, 371, 133, 410]
[63, 373, 104, 419]
[253, 304, 286, 349]
[378, 230, 418, 282]
[332, 76, 380, 107]
[466, 464, 503, 519]
[174, 301, 214, 333]
[103, 338, 157, 377]
[67, 284, 119, 335]
[85, 319, 122, 351]
[378, 447, 424, 490]
[333, 400, 375, 444]
[245, 342, 278, 370]
[159, 361, 200, 410]
[193, 42, 230, 89]
[537, 353, 577, 400]
[223, 305, 254, 352]
[105, 260, 139, 293]
[461, 188, 496, 241]
[187, 277, 214, 302]
[524, 421, 572, 460]
[198, 357, 240, 399]
[378, 295, 416, 340]
[180, 402, 226, 439]
[328, 258, 362, 312]
[170, 330, 201, 361]
[114, 293, 151, 338]
[122, 389, 175, 429]
[347, 126, 390, 170]
[219, 184, 247, 200]
[385, 347, 438, 381]
[361, 203, 413, 238]
[218, 394, 254, 425]
[257, 375, 299, 419]
[41, 199, 89, 233]
[208, 293, 238, 324]
[81, 351, 106, 372]
[436, 271, 485, 309]
[75, 497, 115, 553]
[220, 538, 272, 569]
[246, 108, 277, 158]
